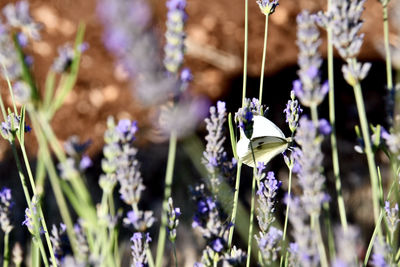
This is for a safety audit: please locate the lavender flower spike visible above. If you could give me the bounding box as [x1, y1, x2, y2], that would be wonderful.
[283, 90, 303, 133]
[164, 0, 187, 74]
[131, 232, 151, 266]
[256, 169, 281, 232]
[317, 0, 371, 86]
[167, 197, 181, 243]
[295, 10, 328, 108]
[202, 101, 227, 175]
[294, 117, 328, 215]
[256, 0, 279, 16]
[331, 226, 360, 267]
[3, 1, 41, 40]
[384, 201, 399, 236]
[0, 188, 14, 234]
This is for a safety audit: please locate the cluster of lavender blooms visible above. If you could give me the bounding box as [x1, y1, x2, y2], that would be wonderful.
[193, 102, 244, 266]
[285, 117, 331, 266]
[293, 117, 330, 215]
[254, 163, 283, 264]
[371, 240, 393, 267]
[294, 10, 329, 108]
[287, 196, 319, 266]
[131, 232, 152, 267]
[48, 221, 90, 266]
[317, 0, 371, 87]
[283, 90, 303, 134]
[0, 1, 42, 103]
[294, 0, 327, 95]
[167, 197, 181, 243]
[101, 118, 155, 232]
[98, 0, 206, 138]
[52, 43, 88, 74]
[234, 98, 263, 139]
[331, 226, 360, 267]
[49, 223, 67, 265]
[202, 101, 236, 190]
[192, 185, 245, 267]
[97, 0, 176, 105]
[164, 0, 187, 74]
[0, 113, 21, 142]
[0, 188, 13, 234]
[384, 201, 399, 238]
[58, 136, 92, 180]
[21, 195, 43, 235]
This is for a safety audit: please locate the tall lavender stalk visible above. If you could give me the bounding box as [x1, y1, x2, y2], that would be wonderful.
[318, 0, 380, 225]
[255, 0, 279, 103]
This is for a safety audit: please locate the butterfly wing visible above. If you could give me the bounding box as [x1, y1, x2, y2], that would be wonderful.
[239, 136, 289, 168]
[252, 115, 285, 139]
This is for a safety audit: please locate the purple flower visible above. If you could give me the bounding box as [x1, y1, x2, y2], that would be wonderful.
[13, 81, 31, 104]
[79, 155, 92, 170]
[164, 0, 187, 73]
[0, 188, 13, 233]
[256, 226, 283, 263]
[131, 232, 150, 266]
[158, 96, 209, 138]
[52, 43, 75, 73]
[284, 90, 302, 133]
[256, 171, 281, 232]
[295, 10, 328, 108]
[123, 210, 155, 232]
[318, 119, 331, 135]
[98, 0, 178, 106]
[167, 197, 180, 242]
[212, 238, 224, 252]
[294, 117, 328, 215]
[384, 201, 399, 235]
[371, 241, 391, 267]
[331, 226, 360, 267]
[180, 67, 192, 82]
[3, 1, 41, 40]
[256, 0, 279, 15]
[202, 101, 227, 181]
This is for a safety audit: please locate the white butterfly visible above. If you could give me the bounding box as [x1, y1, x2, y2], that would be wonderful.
[236, 115, 291, 168]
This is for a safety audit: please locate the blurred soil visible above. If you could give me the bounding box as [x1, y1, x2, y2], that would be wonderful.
[0, 0, 397, 264]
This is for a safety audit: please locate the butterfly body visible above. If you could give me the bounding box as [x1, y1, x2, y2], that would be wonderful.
[236, 115, 290, 168]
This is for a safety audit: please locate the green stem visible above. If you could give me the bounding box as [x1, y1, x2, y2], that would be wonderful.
[0, 88, 7, 121]
[314, 214, 329, 267]
[352, 81, 380, 226]
[310, 104, 319, 124]
[173, 244, 178, 267]
[3, 233, 9, 267]
[246, 171, 257, 267]
[280, 166, 293, 267]
[382, 4, 393, 91]
[242, 0, 249, 107]
[364, 179, 396, 266]
[31, 241, 39, 267]
[29, 114, 79, 258]
[10, 143, 49, 266]
[228, 160, 242, 249]
[327, 9, 347, 231]
[2, 62, 17, 115]
[155, 131, 177, 267]
[259, 15, 269, 103]
[282, 167, 292, 242]
[19, 145, 58, 266]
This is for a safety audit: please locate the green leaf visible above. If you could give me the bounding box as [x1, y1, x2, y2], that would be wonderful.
[228, 112, 238, 159]
[18, 106, 26, 144]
